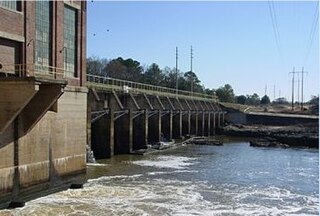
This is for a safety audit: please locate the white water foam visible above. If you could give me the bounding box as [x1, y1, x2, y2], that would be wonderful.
[3, 174, 318, 216]
[131, 155, 198, 170]
[86, 163, 109, 167]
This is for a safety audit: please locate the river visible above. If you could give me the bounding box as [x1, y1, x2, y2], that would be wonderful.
[1, 138, 319, 215]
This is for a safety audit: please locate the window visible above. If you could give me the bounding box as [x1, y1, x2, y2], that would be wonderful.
[0, 1, 18, 11]
[35, 1, 51, 72]
[64, 5, 77, 78]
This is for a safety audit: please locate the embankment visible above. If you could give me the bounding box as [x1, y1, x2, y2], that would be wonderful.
[222, 124, 318, 148]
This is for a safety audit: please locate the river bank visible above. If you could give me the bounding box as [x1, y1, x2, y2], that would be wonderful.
[221, 124, 319, 148]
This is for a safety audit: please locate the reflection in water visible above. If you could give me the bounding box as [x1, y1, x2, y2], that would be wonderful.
[1, 141, 318, 216]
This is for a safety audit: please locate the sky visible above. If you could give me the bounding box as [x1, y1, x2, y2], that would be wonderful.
[87, 1, 319, 102]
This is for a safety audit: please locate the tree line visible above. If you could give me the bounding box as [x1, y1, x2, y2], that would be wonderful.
[87, 56, 206, 93]
[87, 56, 317, 105]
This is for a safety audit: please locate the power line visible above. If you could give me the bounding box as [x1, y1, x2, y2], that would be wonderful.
[304, 1, 319, 65]
[268, 0, 283, 61]
[271, 0, 281, 44]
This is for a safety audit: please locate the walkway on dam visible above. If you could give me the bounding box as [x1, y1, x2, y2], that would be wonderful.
[86, 74, 225, 159]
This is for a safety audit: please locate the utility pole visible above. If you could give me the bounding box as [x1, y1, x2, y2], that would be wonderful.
[190, 46, 193, 94]
[279, 89, 281, 98]
[190, 46, 193, 73]
[289, 67, 296, 110]
[273, 84, 276, 101]
[301, 67, 308, 110]
[297, 75, 300, 104]
[175, 47, 178, 95]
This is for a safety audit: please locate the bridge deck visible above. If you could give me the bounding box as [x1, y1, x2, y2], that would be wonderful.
[87, 74, 218, 102]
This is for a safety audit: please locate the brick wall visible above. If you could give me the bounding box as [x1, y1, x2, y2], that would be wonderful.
[0, 1, 87, 87]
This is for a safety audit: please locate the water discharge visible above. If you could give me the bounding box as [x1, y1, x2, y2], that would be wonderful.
[1, 140, 318, 216]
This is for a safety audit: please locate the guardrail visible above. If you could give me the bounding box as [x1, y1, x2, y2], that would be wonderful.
[86, 74, 218, 102]
[0, 64, 68, 78]
[0, 65, 217, 101]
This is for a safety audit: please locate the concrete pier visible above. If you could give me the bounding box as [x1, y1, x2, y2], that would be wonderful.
[172, 111, 183, 139]
[148, 110, 161, 144]
[161, 111, 173, 141]
[114, 110, 133, 154]
[133, 110, 148, 151]
[88, 89, 224, 159]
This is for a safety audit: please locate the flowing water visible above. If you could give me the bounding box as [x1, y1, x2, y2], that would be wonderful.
[1, 138, 319, 215]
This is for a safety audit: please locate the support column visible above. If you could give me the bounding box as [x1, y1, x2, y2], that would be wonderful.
[173, 111, 182, 139]
[133, 110, 148, 150]
[114, 109, 133, 154]
[148, 110, 161, 144]
[202, 111, 205, 136]
[190, 111, 198, 136]
[207, 112, 211, 136]
[212, 112, 216, 135]
[221, 112, 225, 127]
[182, 111, 191, 136]
[91, 109, 114, 159]
[10, 118, 25, 208]
[197, 111, 205, 136]
[217, 112, 221, 129]
[161, 110, 172, 141]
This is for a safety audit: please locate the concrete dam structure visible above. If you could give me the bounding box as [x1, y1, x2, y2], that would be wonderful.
[87, 75, 225, 159]
[0, 1, 87, 208]
[0, 0, 224, 208]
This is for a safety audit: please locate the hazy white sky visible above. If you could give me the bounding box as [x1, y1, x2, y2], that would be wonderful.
[87, 1, 319, 101]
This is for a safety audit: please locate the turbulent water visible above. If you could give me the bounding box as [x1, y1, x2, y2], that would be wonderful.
[1, 139, 319, 216]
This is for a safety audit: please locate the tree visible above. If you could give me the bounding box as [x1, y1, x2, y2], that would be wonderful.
[204, 88, 214, 95]
[143, 63, 164, 86]
[86, 56, 108, 76]
[163, 67, 179, 89]
[184, 71, 201, 92]
[260, 95, 271, 105]
[236, 95, 247, 104]
[117, 57, 143, 82]
[105, 57, 143, 81]
[215, 84, 235, 103]
[105, 59, 127, 79]
[273, 97, 289, 104]
[308, 95, 319, 105]
[247, 93, 260, 105]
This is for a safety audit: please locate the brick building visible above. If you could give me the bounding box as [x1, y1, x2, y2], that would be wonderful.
[0, 0, 87, 208]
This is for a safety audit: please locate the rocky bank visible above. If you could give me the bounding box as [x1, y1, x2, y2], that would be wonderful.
[221, 124, 319, 148]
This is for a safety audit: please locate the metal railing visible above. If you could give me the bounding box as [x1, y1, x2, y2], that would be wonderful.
[87, 74, 218, 102]
[0, 64, 67, 79]
[0, 64, 217, 101]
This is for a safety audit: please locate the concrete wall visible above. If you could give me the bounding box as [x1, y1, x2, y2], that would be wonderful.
[0, 87, 87, 208]
[246, 113, 318, 126]
[226, 111, 318, 126]
[225, 111, 247, 125]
